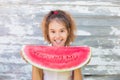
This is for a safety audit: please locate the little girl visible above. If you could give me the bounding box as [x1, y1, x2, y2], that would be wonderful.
[22, 10, 83, 80]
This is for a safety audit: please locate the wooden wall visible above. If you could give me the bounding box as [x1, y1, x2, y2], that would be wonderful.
[0, 0, 120, 80]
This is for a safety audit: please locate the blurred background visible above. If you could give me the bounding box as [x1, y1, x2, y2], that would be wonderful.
[0, 0, 120, 80]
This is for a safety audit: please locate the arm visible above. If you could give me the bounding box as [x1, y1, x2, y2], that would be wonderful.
[20, 51, 43, 80]
[73, 68, 83, 80]
[32, 66, 43, 80]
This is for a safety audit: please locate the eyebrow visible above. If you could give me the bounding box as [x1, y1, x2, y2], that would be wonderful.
[49, 28, 66, 30]
[49, 29, 55, 31]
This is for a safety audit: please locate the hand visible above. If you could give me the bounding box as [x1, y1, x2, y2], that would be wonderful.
[20, 50, 28, 63]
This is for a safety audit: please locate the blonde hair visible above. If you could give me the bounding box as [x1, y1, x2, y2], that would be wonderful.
[41, 10, 76, 46]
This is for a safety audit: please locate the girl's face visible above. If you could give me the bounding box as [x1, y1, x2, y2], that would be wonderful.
[48, 20, 68, 47]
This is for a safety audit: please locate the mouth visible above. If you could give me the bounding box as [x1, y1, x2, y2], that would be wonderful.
[53, 40, 64, 46]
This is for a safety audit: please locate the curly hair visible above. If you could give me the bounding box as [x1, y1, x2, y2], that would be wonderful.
[41, 10, 76, 46]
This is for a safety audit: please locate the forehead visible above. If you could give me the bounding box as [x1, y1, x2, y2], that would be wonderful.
[49, 20, 67, 29]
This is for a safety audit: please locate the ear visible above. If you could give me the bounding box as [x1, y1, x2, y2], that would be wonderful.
[47, 34, 51, 43]
[68, 28, 70, 36]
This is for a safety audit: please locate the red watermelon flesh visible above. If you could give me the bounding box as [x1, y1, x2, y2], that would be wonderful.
[21, 45, 91, 72]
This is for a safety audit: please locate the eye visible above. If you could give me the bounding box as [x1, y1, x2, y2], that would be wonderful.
[51, 31, 55, 33]
[61, 30, 64, 32]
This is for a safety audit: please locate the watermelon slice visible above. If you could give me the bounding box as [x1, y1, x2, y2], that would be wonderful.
[21, 45, 91, 72]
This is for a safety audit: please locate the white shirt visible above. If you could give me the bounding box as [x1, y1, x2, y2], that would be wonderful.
[43, 70, 72, 80]
[43, 44, 72, 80]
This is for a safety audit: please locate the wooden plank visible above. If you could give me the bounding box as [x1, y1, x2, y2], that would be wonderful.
[89, 55, 120, 65]
[0, 63, 31, 73]
[0, 3, 120, 16]
[75, 18, 120, 27]
[0, 73, 120, 80]
[0, 73, 31, 80]
[0, 1, 120, 5]
[0, 62, 119, 75]
[84, 75, 120, 80]
[0, 36, 44, 45]
[82, 65, 120, 75]
[73, 36, 120, 49]
[76, 25, 120, 36]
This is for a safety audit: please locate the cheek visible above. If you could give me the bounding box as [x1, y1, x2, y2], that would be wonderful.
[48, 32, 56, 42]
[48, 33, 53, 39]
[63, 32, 69, 40]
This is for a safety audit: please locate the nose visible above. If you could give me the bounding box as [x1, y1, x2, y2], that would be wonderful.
[55, 32, 61, 39]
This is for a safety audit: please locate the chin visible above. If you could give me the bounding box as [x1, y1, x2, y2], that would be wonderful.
[53, 44, 65, 47]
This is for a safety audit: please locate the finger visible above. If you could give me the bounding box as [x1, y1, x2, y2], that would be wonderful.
[20, 51, 28, 63]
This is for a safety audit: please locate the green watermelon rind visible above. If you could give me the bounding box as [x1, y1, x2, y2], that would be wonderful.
[21, 45, 91, 72]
